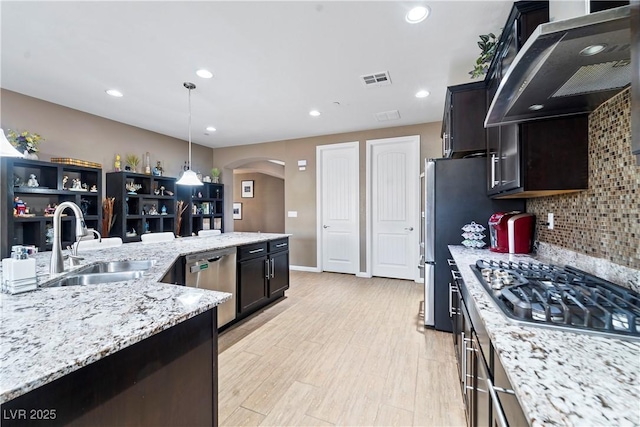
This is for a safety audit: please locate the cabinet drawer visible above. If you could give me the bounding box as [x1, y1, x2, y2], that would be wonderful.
[237, 242, 268, 260]
[268, 238, 289, 253]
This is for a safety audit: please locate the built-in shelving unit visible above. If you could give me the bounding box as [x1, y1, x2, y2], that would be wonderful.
[1, 158, 102, 258]
[177, 182, 224, 236]
[106, 172, 177, 242]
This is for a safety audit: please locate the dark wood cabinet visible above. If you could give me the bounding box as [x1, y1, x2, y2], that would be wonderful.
[237, 238, 289, 318]
[106, 172, 177, 242]
[237, 242, 269, 315]
[442, 82, 487, 158]
[0, 309, 218, 427]
[176, 182, 224, 236]
[1, 158, 102, 258]
[488, 115, 589, 198]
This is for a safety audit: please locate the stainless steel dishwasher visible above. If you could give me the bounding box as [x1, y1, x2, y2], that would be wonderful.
[185, 247, 236, 327]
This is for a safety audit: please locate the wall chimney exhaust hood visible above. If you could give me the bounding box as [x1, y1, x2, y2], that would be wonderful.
[485, 6, 631, 127]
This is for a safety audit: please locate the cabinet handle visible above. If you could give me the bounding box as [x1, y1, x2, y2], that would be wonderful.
[451, 270, 462, 281]
[249, 248, 264, 254]
[447, 259, 456, 266]
[265, 259, 269, 279]
[449, 283, 459, 317]
[275, 243, 287, 248]
[461, 332, 467, 395]
[270, 258, 275, 279]
[487, 377, 510, 427]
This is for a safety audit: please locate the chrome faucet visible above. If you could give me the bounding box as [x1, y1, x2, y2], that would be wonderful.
[50, 201, 90, 274]
[72, 229, 102, 256]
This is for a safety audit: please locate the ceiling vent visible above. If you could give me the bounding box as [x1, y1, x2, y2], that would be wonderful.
[375, 110, 401, 122]
[360, 71, 392, 87]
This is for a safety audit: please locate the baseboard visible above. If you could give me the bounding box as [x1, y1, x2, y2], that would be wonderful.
[290, 265, 321, 273]
[356, 272, 372, 278]
[415, 278, 424, 284]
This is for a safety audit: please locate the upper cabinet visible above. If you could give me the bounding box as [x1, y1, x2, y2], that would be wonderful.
[442, 81, 487, 158]
[487, 116, 589, 198]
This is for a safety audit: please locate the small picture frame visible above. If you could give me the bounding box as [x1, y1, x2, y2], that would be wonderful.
[241, 180, 254, 198]
[233, 202, 242, 220]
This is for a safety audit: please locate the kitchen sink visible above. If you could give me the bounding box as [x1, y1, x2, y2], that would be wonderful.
[42, 259, 157, 287]
[77, 259, 157, 274]
[45, 271, 145, 287]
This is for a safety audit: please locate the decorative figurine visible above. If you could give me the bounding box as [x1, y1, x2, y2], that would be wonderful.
[125, 197, 129, 215]
[13, 197, 27, 216]
[27, 174, 39, 188]
[45, 226, 54, 245]
[197, 191, 203, 198]
[44, 204, 57, 216]
[152, 161, 163, 176]
[82, 183, 88, 191]
[154, 188, 160, 195]
[160, 186, 165, 196]
[71, 178, 83, 190]
[161, 205, 167, 215]
[165, 190, 174, 196]
[62, 175, 69, 190]
[148, 204, 158, 215]
[80, 198, 91, 216]
[13, 173, 22, 187]
[125, 182, 142, 194]
[115, 154, 121, 172]
[143, 220, 150, 234]
[144, 152, 151, 175]
[90, 185, 98, 192]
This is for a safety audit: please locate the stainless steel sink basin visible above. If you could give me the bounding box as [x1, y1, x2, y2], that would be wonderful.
[78, 259, 157, 274]
[45, 271, 144, 287]
[42, 259, 157, 287]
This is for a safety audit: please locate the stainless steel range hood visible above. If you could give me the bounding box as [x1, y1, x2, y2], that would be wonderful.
[485, 6, 631, 127]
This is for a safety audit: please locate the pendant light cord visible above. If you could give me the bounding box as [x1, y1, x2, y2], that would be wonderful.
[188, 86, 192, 170]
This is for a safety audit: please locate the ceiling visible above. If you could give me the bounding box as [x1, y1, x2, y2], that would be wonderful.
[0, 1, 513, 149]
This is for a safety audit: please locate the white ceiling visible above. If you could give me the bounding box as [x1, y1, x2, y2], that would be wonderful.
[0, 1, 513, 149]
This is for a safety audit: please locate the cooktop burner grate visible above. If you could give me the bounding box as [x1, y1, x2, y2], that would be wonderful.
[473, 259, 640, 341]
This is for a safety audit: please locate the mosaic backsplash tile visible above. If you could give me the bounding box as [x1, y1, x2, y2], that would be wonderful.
[528, 89, 639, 270]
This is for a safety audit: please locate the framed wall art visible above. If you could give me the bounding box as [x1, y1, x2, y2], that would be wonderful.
[241, 180, 254, 198]
[233, 202, 242, 220]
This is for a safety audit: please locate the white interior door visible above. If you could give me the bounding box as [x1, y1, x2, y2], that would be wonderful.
[317, 142, 359, 274]
[368, 136, 420, 280]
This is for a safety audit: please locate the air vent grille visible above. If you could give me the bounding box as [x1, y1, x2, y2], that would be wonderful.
[374, 110, 400, 122]
[553, 61, 631, 97]
[361, 71, 391, 87]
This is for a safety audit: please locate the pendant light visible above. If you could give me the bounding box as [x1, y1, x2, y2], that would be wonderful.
[176, 82, 203, 186]
[1, 129, 24, 157]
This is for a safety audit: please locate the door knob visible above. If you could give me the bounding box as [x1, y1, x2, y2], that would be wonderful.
[405, 227, 414, 231]
[323, 225, 329, 229]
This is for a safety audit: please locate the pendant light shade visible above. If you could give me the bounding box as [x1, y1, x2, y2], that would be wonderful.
[1, 128, 24, 158]
[177, 82, 203, 186]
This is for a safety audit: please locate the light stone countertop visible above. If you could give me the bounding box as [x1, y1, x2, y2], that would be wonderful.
[0, 232, 289, 404]
[448, 245, 640, 427]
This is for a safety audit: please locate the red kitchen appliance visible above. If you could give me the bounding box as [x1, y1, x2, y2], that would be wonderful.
[489, 212, 535, 254]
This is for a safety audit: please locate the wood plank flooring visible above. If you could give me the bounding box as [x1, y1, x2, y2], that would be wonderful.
[218, 271, 466, 427]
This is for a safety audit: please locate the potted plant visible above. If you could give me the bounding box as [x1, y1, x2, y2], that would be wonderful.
[7, 129, 44, 159]
[211, 167, 221, 183]
[469, 33, 499, 79]
[126, 154, 140, 173]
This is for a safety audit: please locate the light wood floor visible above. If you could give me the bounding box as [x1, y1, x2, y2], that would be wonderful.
[218, 271, 466, 427]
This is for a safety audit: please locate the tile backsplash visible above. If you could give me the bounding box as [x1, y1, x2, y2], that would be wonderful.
[528, 88, 639, 270]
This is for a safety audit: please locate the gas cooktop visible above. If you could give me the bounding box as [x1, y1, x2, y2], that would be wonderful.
[473, 259, 640, 341]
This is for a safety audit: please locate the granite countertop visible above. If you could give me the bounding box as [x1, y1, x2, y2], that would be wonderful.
[448, 246, 640, 427]
[0, 232, 289, 404]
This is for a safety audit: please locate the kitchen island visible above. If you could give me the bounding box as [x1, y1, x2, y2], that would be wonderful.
[0, 232, 288, 425]
[449, 245, 640, 426]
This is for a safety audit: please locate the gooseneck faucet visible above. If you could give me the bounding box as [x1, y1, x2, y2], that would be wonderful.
[50, 201, 90, 274]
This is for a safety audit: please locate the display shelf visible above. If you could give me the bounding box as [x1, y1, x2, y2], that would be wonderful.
[176, 182, 224, 237]
[1, 158, 102, 258]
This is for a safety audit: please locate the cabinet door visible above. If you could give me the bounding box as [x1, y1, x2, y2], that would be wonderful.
[497, 125, 521, 193]
[268, 251, 289, 297]
[237, 256, 268, 314]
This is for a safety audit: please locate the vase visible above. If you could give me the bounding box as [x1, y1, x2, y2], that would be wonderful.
[24, 151, 38, 160]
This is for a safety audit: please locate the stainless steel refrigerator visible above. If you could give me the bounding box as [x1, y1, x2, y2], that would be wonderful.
[422, 157, 525, 331]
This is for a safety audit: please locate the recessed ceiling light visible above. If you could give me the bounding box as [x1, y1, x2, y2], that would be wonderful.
[196, 69, 213, 79]
[309, 110, 321, 117]
[579, 45, 606, 56]
[206, 126, 216, 132]
[415, 90, 430, 98]
[105, 89, 123, 97]
[529, 104, 544, 111]
[406, 6, 430, 24]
